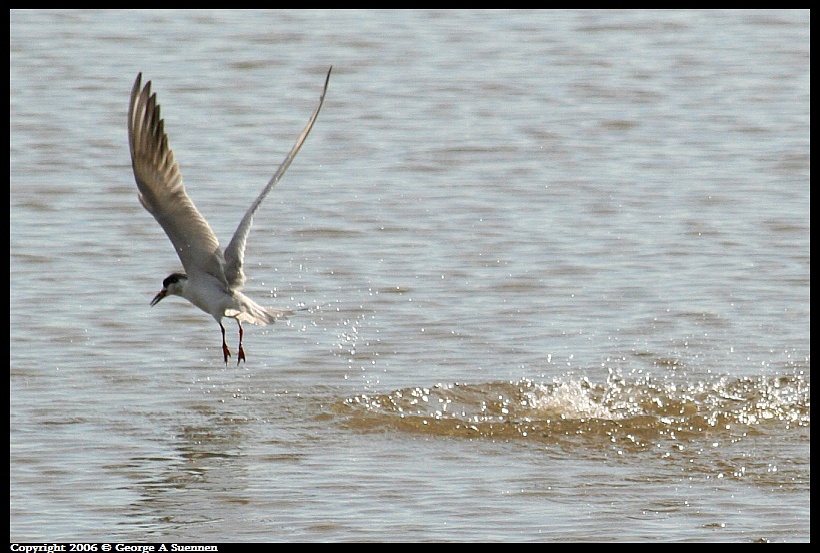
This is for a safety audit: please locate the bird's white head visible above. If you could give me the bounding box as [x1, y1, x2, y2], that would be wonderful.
[151, 272, 188, 306]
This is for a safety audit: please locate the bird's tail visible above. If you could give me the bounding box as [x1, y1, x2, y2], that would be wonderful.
[231, 293, 291, 325]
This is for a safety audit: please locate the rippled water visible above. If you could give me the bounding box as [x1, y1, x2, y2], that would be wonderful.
[10, 10, 809, 542]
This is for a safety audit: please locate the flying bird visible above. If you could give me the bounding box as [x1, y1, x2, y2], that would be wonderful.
[128, 67, 331, 364]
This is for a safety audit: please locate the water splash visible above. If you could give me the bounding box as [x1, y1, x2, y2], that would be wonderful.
[336, 372, 810, 473]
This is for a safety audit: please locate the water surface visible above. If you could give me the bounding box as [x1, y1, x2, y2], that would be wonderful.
[10, 9, 810, 542]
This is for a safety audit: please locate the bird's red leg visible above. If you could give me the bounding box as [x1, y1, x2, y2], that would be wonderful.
[237, 321, 246, 365]
[220, 322, 231, 365]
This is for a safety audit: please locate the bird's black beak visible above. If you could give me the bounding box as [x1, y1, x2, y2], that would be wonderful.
[150, 289, 167, 307]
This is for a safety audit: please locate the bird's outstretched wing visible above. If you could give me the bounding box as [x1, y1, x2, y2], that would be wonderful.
[223, 66, 332, 290]
[128, 73, 228, 286]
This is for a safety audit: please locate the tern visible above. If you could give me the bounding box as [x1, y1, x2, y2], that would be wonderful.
[128, 67, 331, 364]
